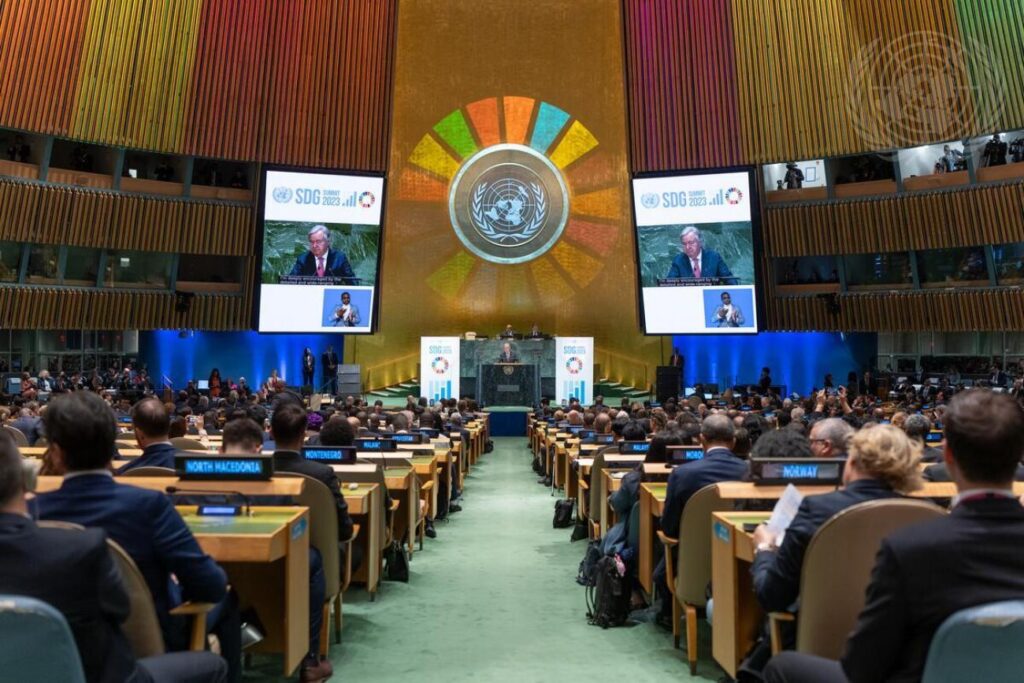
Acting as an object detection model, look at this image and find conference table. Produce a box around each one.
[178,505,310,676]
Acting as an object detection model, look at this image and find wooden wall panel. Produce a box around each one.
[0,288,249,330]
[0,0,396,169]
[768,289,1024,332]
[623,0,742,171]
[764,181,1024,258]
[0,178,252,256]
[624,0,1024,171]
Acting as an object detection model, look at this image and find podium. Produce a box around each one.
[476,363,540,407]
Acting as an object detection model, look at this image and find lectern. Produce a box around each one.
[476,363,540,407]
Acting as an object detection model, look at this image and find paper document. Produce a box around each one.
[765,483,804,545]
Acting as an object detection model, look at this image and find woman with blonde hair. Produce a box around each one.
[741,425,923,674]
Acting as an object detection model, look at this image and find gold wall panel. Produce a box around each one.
[352,0,660,390]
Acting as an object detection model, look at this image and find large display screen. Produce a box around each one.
[632,169,759,334]
[257,168,385,333]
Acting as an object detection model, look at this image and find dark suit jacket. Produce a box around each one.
[752,479,899,612]
[321,351,338,374]
[9,415,40,445]
[923,462,1024,482]
[0,513,140,683]
[660,448,747,538]
[841,496,1024,683]
[289,249,355,280]
[498,352,519,363]
[920,446,944,463]
[272,450,354,542]
[667,248,735,283]
[116,442,177,474]
[36,474,227,648]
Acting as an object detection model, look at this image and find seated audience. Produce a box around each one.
[34,392,241,682]
[765,390,1024,682]
[0,431,228,683]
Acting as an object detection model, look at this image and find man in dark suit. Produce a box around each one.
[116,397,177,474]
[0,432,227,683]
[988,364,1009,387]
[288,224,355,281]
[322,345,339,395]
[668,347,683,367]
[35,392,241,682]
[9,406,41,445]
[666,225,736,283]
[268,403,356,679]
[903,413,943,463]
[221,413,335,683]
[655,414,747,620]
[497,342,519,363]
[765,389,1024,683]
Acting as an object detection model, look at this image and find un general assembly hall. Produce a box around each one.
[3,1,1024,682]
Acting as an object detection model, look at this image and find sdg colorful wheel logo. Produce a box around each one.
[431,357,450,375]
[565,356,584,375]
[395,95,623,301]
[358,191,376,208]
[725,187,743,205]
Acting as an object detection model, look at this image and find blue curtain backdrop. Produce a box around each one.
[671,332,876,396]
[140,331,345,391]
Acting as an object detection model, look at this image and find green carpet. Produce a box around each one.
[248,437,718,681]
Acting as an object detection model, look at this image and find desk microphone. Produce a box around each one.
[165,486,252,517]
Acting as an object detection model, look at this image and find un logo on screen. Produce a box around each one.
[449,144,568,264]
[272,186,293,204]
[641,192,660,209]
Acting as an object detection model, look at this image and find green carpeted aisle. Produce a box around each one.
[251,437,717,681]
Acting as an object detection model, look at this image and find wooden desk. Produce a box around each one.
[638,483,667,594]
[35,475,306,497]
[711,511,771,679]
[384,466,418,554]
[178,505,310,676]
[335,483,382,598]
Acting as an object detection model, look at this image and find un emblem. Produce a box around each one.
[641,192,660,209]
[449,144,568,264]
[272,186,293,204]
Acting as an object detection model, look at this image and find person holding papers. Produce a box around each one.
[740,426,923,677]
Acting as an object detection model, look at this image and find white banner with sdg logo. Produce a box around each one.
[420,337,461,403]
[555,337,593,405]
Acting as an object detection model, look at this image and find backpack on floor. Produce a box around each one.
[553,499,574,528]
[484,439,494,453]
[586,554,630,628]
[576,539,604,586]
[383,540,410,582]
